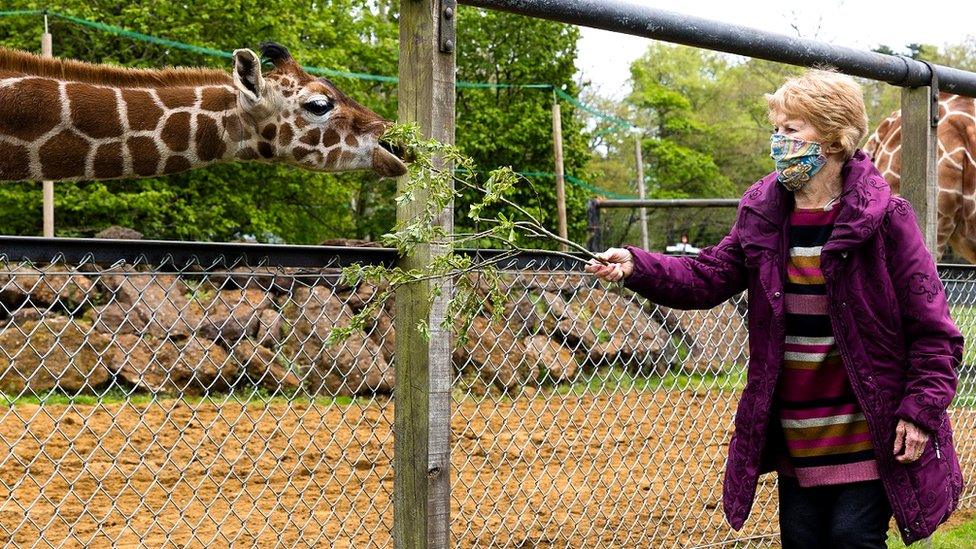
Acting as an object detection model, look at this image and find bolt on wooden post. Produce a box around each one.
[395,0,455,548]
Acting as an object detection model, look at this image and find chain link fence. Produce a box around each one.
[0,240,972,547]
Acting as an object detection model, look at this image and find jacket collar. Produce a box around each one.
[738,150,891,255]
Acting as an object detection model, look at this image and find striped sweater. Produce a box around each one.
[773,205,880,487]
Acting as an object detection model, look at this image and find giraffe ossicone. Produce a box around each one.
[0,42,407,182]
[865,94,976,262]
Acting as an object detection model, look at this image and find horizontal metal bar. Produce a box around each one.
[458,0,976,98]
[0,236,587,271]
[596,199,740,209]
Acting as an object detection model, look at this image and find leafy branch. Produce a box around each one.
[326,122,606,347]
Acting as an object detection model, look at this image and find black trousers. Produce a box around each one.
[777,474,892,548]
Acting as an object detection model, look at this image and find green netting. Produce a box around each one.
[0,9,641,199]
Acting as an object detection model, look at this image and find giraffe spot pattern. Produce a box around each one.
[93,142,124,179]
[127,136,160,176]
[322,129,340,147]
[200,87,234,111]
[195,115,225,161]
[122,89,164,132]
[162,112,192,152]
[0,78,61,141]
[157,88,196,109]
[0,141,30,180]
[261,124,277,141]
[293,147,315,161]
[278,124,293,146]
[66,83,123,139]
[299,129,320,146]
[40,131,89,179]
[164,156,192,174]
[344,134,358,148]
[258,141,274,159]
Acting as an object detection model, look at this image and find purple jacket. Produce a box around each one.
[623,151,964,544]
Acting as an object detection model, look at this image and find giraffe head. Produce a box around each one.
[230,43,406,178]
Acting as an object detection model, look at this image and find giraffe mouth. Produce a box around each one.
[373,141,408,178]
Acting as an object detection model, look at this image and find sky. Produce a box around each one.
[577,0,976,99]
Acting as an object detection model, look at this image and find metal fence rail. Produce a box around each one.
[0,240,973,546]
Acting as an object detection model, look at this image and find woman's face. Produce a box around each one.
[771,111,823,143]
[770,110,843,156]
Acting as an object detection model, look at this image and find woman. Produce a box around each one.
[586,70,964,547]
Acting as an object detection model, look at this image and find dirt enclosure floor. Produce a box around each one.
[1,390,974,547]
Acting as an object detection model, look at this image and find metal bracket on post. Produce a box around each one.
[918,59,940,128]
[439,0,457,53]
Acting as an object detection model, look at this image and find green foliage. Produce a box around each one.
[456,8,590,247]
[0,3,589,245]
[0,0,402,242]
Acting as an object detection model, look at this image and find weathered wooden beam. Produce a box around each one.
[395,0,455,548]
[41,25,54,238]
[552,97,568,251]
[899,86,939,257]
[634,133,648,250]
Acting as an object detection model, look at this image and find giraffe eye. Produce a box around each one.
[303,99,334,116]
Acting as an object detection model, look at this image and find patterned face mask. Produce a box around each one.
[770,133,827,191]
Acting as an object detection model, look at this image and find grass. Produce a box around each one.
[886,513,976,548]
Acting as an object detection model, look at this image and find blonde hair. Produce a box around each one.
[765,68,868,158]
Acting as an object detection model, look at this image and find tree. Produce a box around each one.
[0,0,402,243]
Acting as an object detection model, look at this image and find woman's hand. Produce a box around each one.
[893,418,931,464]
[584,247,635,282]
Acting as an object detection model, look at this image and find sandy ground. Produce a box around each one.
[0,390,973,548]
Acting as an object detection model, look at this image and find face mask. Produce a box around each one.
[770,133,827,191]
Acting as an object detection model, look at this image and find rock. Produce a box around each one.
[254,308,284,347]
[522,335,578,382]
[281,286,393,396]
[0,266,94,310]
[229,340,301,392]
[95,225,143,239]
[550,288,675,373]
[658,301,750,374]
[106,334,234,395]
[85,303,148,335]
[191,288,274,344]
[100,273,193,338]
[8,307,44,325]
[0,317,111,394]
[455,316,533,391]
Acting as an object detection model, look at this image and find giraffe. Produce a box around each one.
[864,93,976,261]
[0,42,407,183]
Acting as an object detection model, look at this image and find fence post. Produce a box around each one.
[899,85,939,257]
[395,0,455,548]
[634,133,648,250]
[586,199,602,252]
[41,14,54,238]
[552,93,569,251]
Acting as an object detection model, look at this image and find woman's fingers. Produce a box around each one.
[894,419,930,464]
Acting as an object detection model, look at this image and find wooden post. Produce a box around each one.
[552,95,568,251]
[41,18,54,238]
[900,86,939,257]
[635,133,648,250]
[395,0,454,548]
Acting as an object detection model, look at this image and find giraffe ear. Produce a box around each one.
[232,48,265,103]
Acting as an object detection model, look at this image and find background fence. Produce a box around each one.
[0,239,973,547]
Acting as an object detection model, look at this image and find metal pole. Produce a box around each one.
[900,86,939,258]
[41,15,54,238]
[596,198,741,209]
[586,199,602,253]
[395,0,455,547]
[552,94,568,251]
[457,0,976,98]
[634,134,648,250]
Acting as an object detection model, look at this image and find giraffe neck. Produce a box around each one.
[0,75,258,182]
